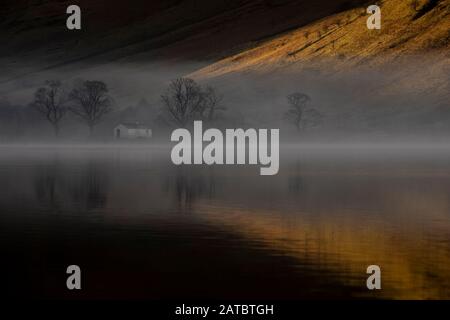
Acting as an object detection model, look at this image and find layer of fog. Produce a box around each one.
[0,56,448,144]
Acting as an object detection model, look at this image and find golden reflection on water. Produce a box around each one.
[2,147,450,299]
[194,185,450,299]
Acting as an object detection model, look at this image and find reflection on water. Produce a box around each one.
[0,145,449,299]
[164,166,217,211]
[33,157,109,212]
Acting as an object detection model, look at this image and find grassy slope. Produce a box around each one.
[192,0,450,77]
[1,0,448,133]
[187,0,450,133]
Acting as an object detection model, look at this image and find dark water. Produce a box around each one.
[1,145,450,299]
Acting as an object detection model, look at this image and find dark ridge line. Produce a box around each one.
[0,0,375,84]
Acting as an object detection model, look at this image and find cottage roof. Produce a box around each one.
[117,122,150,129]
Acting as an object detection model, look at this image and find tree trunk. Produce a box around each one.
[89,124,94,137]
[53,123,60,137]
[208,107,214,122]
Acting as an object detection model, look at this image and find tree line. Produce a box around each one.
[31,80,113,137]
[28,77,323,138]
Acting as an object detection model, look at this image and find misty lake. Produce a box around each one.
[1,144,449,299]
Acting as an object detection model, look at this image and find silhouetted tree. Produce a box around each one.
[31,80,68,136]
[69,80,113,136]
[203,85,225,122]
[160,78,224,127]
[284,92,323,131]
[161,78,203,127]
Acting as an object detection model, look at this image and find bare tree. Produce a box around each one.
[31,80,68,137]
[160,78,224,127]
[284,92,323,131]
[160,78,204,127]
[69,80,113,136]
[203,85,225,122]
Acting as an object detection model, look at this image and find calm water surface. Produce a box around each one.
[1,145,449,299]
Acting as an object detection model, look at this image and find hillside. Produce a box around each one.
[192,0,449,75]
[0,0,371,82]
[0,0,449,137]
[187,0,450,135]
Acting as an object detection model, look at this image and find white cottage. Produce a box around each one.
[114,123,152,139]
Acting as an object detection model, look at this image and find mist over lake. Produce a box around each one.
[1,0,449,305]
[1,144,449,299]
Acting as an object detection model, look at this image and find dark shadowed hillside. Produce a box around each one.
[0,0,448,139]
[0,0,371,80]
